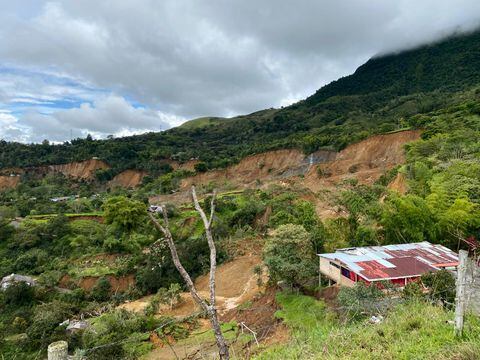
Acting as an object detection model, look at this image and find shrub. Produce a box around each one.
[2,282,35,306]
[263,224,317,288]
[337,282,385,320]
[156,283,182,310]
[421,270,456,307]
[403,281,425,300]
[90,277,112,302]
[26,301,73,348]
[14,249,49,274]
[194,162,208,173]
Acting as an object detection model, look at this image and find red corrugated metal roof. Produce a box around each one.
[319,242,459,281]
[357,257,438,280]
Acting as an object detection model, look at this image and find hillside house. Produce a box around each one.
[318,242,458,288]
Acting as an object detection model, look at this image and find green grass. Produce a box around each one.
[28,212,103,219]
[178,117,228,130]
[187,321,242,343]
[255,293,480,360]
[68,265,116,278]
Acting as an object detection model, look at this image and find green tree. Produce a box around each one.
[156,283,182,309]
[90,277,112,302]
[381,194,437,244]
[263,224,316,288]
[194,162,208,173]
[421,270,456,307]
[434,198,480,248]
[103,196,146,233]
[337,282,384,320]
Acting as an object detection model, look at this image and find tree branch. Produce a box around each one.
[148,212,208,311]
[191,186,217,306]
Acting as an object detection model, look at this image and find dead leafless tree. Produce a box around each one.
[148,186,230,360]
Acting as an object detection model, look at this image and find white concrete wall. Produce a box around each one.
[319,257,355,287]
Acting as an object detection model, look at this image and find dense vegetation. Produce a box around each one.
[0,186,328,358]
[2,31,480,176]
[254,292,480,359]
[1,30,480,359]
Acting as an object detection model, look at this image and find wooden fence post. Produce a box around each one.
[48,340,68,360]
[455,250,468,337]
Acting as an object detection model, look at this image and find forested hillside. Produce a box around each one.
[1,31,480,177]
[2,28,480,360]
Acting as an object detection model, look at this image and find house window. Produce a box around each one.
[341,267,351,279]
[330,262,340,269]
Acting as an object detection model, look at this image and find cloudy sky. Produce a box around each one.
[1,1,480,143]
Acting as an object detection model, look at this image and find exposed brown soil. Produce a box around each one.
[317,285,341,308]
[196,255,261,299]
[59,274,135,293]
[221,287,280,341]
[150,130,420,206]
[0,159,110,191]
[387,172,408,194]
[0,167,24,176]
[0,175,21,190]
[119,254,263,316]
[67,215,104,223]
[178,159,200,172]
[108,169,147,188]
[181,149,305,190]
[38,159,110,180]
[303,130,420,191]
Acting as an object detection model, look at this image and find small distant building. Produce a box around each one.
[50,195,79,203]
[1,274,37,290]
[148,205,163,213]
[318,242,459,288]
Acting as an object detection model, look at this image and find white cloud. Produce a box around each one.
[0,1,479,142]
[18,94,174,142]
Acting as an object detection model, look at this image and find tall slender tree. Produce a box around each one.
[148,186,230,359]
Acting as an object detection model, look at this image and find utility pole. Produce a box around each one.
[455,250,468,337]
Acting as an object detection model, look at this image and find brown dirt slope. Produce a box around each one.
[181,149,305,190]
[108,169,147,188]
[60,274,135,293]
[303,130,420,191]
[38,159,110,180]
[119,254,263,316]
[151,130,420,205]
[387,172,408,194]
[0,175,21,190]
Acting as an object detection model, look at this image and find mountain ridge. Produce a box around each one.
[1,29,480,177]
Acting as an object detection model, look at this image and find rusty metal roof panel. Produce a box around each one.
[318,241,459,281]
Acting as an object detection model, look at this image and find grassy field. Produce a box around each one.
[254,293,480,360]
[177,116,229,130]
[27,212,103,219]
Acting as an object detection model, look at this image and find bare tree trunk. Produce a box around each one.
[148,186,230,359]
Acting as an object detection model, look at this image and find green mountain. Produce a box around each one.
[1,30,480,176]
[177,116,229,130]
